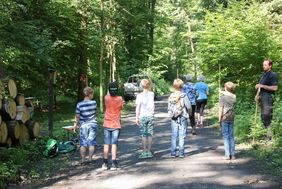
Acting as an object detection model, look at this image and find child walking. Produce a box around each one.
[74,87,97,165]
[102,82,123,170]
[135,79,155,159]
[168,79,192,158]
[218,82,236,160]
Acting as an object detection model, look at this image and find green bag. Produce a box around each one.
[43,139,58,157]
[58,141,76,153]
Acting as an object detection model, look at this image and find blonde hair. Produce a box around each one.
[141,79,151,89]
[83,87,94,97]
[224,82,235,92]
[173,79,184,90]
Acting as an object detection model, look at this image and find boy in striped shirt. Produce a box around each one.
[74,87,97,165]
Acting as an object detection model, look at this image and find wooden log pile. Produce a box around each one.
[0,79,40,147]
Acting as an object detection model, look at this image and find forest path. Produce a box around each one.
[13,96,280,189]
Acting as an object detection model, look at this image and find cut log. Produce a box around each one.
[25,98,35,118]
[6,120,20,140]
[0,121,8,143]
[18,124,29,145]
[16,105,30,124]
[25,120,40,139]
[1,79,17,98]
[15,94,25,106]
[1,99,17,120]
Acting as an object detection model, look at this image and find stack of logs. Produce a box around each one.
[0,79,40,147]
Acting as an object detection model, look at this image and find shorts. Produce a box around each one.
[196,99,207,116]
[104,128,120,145]
[139,116,154,137]
[80,122,97,147]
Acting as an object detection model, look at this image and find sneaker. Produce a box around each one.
[110,163,118,171]
[101,163,108,170]
[231,155,236,160]
[179,154,185,158]
[222,156,230,160]
[192,128,197,135]
[171,153,176,158]
[138,152,147,159]
[146,151,153,158]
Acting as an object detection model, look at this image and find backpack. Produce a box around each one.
[43,139,58,158]
[58,141,76,153]
[168,92,184,119]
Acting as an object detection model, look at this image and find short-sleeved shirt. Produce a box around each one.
[183,82,196,105]
[259,71,278,95]
[104,95,123,129]
[136,91,154,118]
[76,100,97,123]
[194,82,209,100]
[219,93,236,121]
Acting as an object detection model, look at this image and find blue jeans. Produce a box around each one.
[171,117,187,156]
[80,121,97,147]
[221,121,235,157]
[104,128,120,145]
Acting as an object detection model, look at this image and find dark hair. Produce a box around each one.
[109,81,118,96]
[264,59,273,66]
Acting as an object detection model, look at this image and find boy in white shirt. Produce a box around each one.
[135,79,155,159]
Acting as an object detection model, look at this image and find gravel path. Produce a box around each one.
[12,96,281,189]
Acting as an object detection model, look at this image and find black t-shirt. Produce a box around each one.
[259,71,278,95]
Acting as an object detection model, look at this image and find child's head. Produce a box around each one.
[83,87,94,98]
[108,81,119,96]
[141,79,151,90]
[173,79,184,91]
[224,81,235,93]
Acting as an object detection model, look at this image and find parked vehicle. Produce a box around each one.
[123,74,156,100]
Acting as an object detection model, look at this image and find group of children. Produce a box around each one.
[73,75,237,170]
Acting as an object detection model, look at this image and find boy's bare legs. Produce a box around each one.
[103,144,110,159]
[80,146,87,163]
[111,144,117,160]
[89,146,95,161]
[147,136,152,152]
[142,137,148,151]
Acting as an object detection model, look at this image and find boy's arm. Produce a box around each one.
[218,106,223,126]
[73,114,80,131]
[135,95,141,126]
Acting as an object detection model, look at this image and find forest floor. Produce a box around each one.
[8,96,282,189]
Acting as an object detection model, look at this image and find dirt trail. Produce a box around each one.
[11,96,281,189]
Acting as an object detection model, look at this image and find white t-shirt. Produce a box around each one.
[135,91,154,118]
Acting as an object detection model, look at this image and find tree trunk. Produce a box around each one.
[99,0,105,113]
[48,70,54,136]
[77,6,89,102]
[148,0,156,55]
[188,23,197,79]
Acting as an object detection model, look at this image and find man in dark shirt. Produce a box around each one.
[255,59,278,131]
